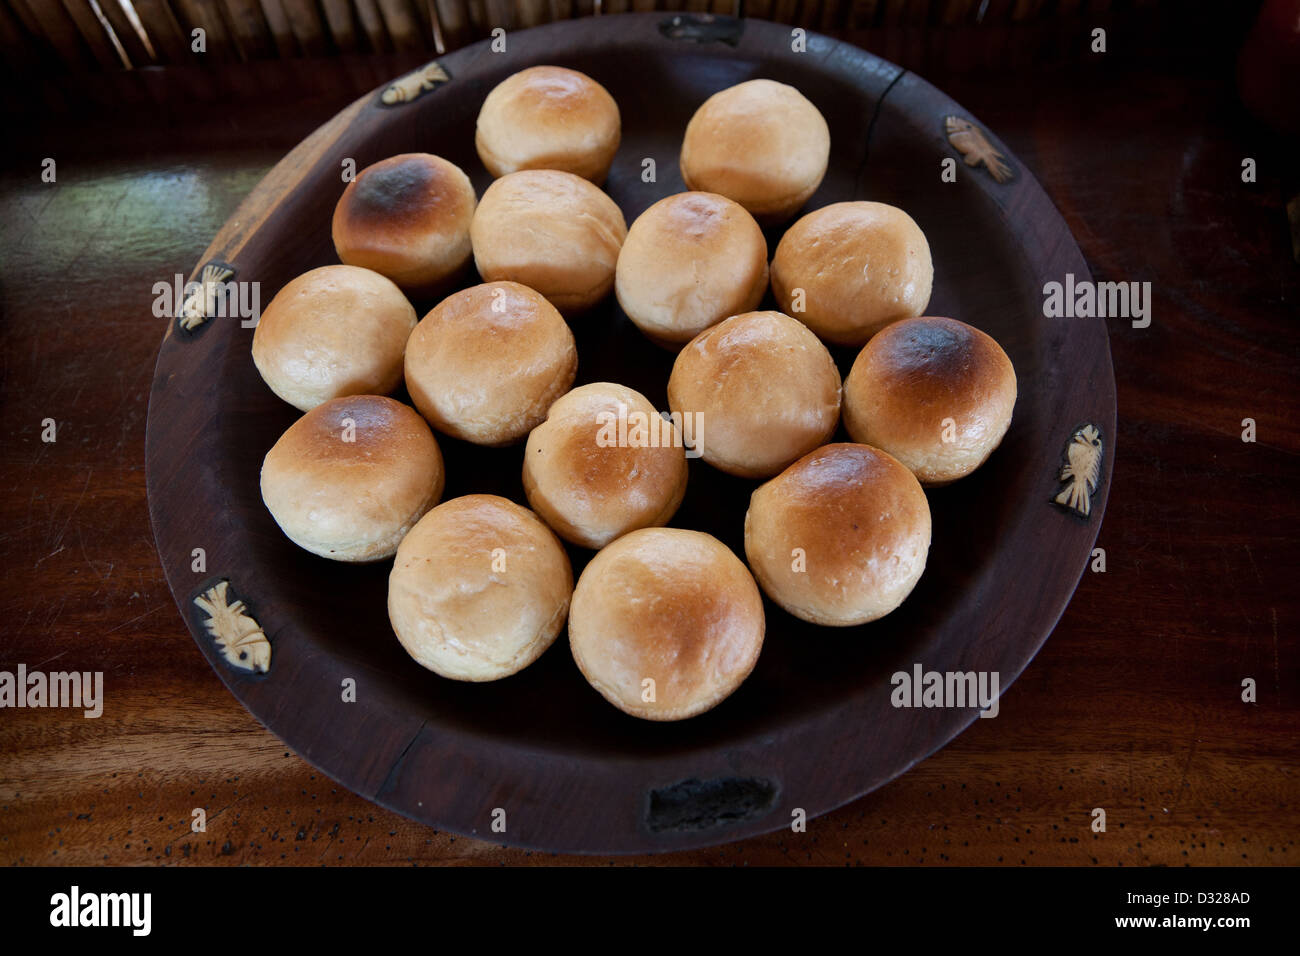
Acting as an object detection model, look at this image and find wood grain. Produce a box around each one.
[97,0,159,66]
[173,0,239,60]
[11,0,95,70]
[58,0,126,71]
[320,0,361,53]
[128,0,194,63]
[1,18,1296,864]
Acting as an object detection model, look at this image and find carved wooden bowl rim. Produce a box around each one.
[145,13,1116,854]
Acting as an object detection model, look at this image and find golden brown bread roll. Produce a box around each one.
[744,443,930,626]
[470,169,627,315]
[260,395,444,562]
[568,527,765,720]
[843,316,1016,485]
[771,201,933,346]
[522,382,688,549]
[404,281,577,446]
[331,153,476,298]
[615,192,768,347]
[667,310,841,478]
[475,65,621,184]
[251,265,417,412]
[387,494,572,682]
[679,78,830,224]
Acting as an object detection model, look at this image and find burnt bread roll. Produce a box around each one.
[568,527,765,720]
[260,395,444,562]
[667,310,841,478]
[615,191,768,347]
[388,494,573,682]
[404,281,577,446]
[522,382,688,549]
[332,153,476,299]
[679,79,830,224]
[251,265,417,412]
[475,65,621,184]
[770,201,933,347]
[842,316,1016,485]
[744,443,930,626]
[470,169,627,315]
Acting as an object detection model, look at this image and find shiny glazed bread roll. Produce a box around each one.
[404,281,577,446]
[667,310,841,478]
[251,265,417,412]
[615,191,768,347]
[843,316,1016,485]
[744,443,930,626]
[568,527,765,720]
[770,201,933,346]
[470,169,627,315]
[387,494,573,682]
[260,395,444,562]
[679,78,830,224]
[475,65,621,184]
[331,153,476,298]
[522,382,688,549]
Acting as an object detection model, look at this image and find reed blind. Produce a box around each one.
[0,0,1154,72]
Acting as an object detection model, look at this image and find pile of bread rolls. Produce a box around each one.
[252,65,1017,722]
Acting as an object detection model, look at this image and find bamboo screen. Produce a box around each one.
[0,0,1149,71]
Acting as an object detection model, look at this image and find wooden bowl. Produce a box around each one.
[145,13,1114,854]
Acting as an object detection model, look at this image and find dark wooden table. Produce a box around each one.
[2,20,1296,866]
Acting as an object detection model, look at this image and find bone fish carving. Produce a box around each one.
[945,115,1013,184]
[195,581,271,673]
[177,263,234,332]
[382,62,450,106]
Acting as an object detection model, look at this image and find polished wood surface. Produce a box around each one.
[2,17,1296,864]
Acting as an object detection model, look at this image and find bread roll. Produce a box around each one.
[251,265,416,412]
[843,316,1016,485]
[388,494,572,682]
[332,153,476,298]
[771,201,933,346]
[569,528,765,720]
[744,443,930,626]
[470,169,627,315]
[475,65,621,184]
[522,382,688,549]
[405,281,577,446]
[667,311,841,478]
[680,79,830,224]
[260,395,444,562]
[615,192,768,347]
